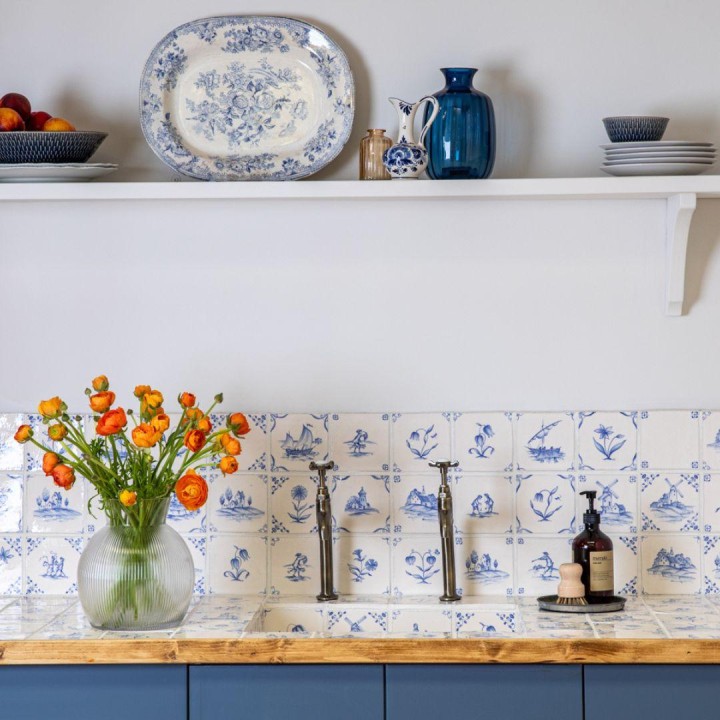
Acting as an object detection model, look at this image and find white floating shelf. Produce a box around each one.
[4,176,720,315]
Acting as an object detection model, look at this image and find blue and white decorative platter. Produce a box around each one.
[140,15,354,181]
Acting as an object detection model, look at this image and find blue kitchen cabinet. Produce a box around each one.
[386,665,583,720]
[190,664,384,720]
[0,665,186,720]
[585,665,720,720]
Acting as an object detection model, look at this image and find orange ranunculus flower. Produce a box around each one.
[175,470,208,511]
[221,433,242,456]
[219,455,239,475]
[228,413,251,436]
[184,429,207,453]
[13,424,32,443]
[183,407,203,424]
[151,413,170,434]
[134,384,151,399]
[197,416,212,433]
[91,375,109,392]
[179,392,196,408]
[119,489,137,507]
[47,423,67,442]
[96,407,127,436]
[89,391,115,413]
[132,422,162,448]
[52,464,75,490]
[38,396,65,419]
[42,452,60,476]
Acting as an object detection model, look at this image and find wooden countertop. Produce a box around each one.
[2,595,720,665]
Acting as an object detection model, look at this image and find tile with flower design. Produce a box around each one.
[391,414,450,472]
[640,472,699,533]
[209,472,267,534]
[206,534,266,595]
[516,474,576,535]
[270,474,317,534]
[328,413,390,472]
[453,474,513,535]
[515,412,574,471]
[270,414,328,472]
[391,536,443,597]
[577,411,637,471]
[453,412,513,472]
[335,534,390,596]
[576,474,637,533]
[639,410,700,470]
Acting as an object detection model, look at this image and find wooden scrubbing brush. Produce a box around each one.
[556,563,588,606]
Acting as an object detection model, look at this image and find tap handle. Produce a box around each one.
[428,460,459,470]
[310,460,334,487]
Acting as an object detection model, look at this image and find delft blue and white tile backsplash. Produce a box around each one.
[4,409,720,597]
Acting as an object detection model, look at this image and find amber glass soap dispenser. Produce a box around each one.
[573,490,614,598]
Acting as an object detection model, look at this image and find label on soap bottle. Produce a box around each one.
[589,550,614,592]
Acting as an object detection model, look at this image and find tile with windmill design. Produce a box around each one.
[640,472,699,533]
[576,473,637,533]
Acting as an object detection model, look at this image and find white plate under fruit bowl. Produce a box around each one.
[600,141,714,150]
[601,162,713,176]
[605,150,716,159]
[0,163,118,182]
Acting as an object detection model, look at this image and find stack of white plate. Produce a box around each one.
[600,141,716,176]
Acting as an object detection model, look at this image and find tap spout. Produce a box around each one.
[429,460,461,602]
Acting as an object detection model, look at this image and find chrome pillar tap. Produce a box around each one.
[429,459,461,602]
[310,460,338,602]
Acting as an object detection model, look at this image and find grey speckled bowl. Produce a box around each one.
[602,116,669,143]
[0,131,107,163]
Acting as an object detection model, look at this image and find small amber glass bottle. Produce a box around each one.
[573,490,614,598]
[359,129,392,180]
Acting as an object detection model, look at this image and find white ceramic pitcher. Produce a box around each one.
[382,96,440,179]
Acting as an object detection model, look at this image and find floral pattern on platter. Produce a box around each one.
[140,16,354,181]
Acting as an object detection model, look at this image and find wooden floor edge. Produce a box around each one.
[0,638,720,664]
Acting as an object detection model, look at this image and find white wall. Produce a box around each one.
[2,1,720,413]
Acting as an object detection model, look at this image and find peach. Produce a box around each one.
[0,93,31,121]
[0,107,25,131]
[27,111,51,131]
[43,117,76,132]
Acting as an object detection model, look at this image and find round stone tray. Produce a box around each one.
[537,595,626,613]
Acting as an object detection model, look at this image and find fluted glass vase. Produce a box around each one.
[424,67,496,179]
[78,497,194,631]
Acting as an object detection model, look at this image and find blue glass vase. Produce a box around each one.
[424,68,496,180]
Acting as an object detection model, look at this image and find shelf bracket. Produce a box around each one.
[665,192,697,316]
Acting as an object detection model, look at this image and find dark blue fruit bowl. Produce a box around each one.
[602,116,669,143]
[0,131,107,163]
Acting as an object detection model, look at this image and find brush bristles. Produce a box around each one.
[556,595,588,606]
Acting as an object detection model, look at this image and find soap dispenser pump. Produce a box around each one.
[572,490,614,598]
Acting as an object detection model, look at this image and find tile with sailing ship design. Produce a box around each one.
[577,411,637,471]
[639,410,700,470]
[453,412,513,472]
[515,412,574,471]
[328,413,390,472]
[269,414,329,471]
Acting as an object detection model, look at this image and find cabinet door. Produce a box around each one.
[386,664,583,720]
[585,665,720,720]
[190,665,384,720]
[0,665,186,720]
